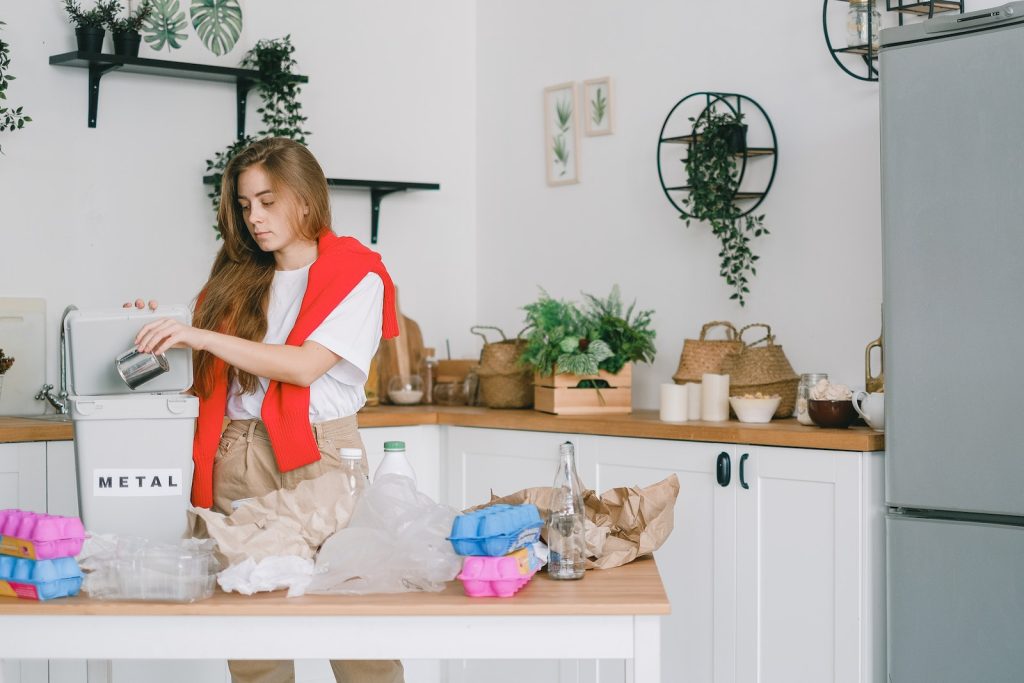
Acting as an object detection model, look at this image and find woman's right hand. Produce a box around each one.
[123,299,159,310]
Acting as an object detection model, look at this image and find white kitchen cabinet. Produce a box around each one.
[0,442,46,513]
[734,446,885,683]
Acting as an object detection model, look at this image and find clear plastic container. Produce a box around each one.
[796,373,829,425]
[85,537,218,602]
[373,440,417,487]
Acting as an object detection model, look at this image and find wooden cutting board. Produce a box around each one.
[0,298,47,416]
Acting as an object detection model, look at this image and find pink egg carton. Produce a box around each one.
[0,509,86,560]
[457,549,540,598]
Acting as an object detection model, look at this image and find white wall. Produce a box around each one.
[476,0,892,408]
[0,0,477,391]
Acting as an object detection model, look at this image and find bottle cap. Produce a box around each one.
[339,448,363,459]
[383,441,406,451]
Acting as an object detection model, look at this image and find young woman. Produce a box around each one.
[133,137,404,683]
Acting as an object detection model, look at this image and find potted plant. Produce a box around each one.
[1,21,32,154]
[519,286,656,415]
[681,109,769,307]
[63,0,121,54]
[108,0,154,58]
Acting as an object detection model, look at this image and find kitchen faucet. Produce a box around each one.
[34,304,78,415]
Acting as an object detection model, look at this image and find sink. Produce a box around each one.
[16,414,73,423]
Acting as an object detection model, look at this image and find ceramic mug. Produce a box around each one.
[851,390,884,432]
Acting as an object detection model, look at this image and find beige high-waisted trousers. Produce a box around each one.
[213,416,405,683]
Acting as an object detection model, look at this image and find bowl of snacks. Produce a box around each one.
[807,379,857,428]
[729,393,782,424]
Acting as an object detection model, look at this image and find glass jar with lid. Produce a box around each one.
[847,0,881,52]
[796,373,829,425]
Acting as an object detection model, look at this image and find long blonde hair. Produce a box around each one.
[193,137,331,397]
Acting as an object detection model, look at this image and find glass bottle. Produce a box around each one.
[339,448,370,499]
[422,349,437,405]
[847,0,881,51]
[547,441,586,580]
[373,440,418,488]
[796,373,829,425]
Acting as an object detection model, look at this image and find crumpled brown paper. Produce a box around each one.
[472,474,679,570]
[188,469,357,567]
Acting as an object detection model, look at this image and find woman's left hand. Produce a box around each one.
[134,318,209,355]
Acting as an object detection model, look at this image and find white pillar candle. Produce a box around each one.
[701,373,730,422]
[659,383,689,423]
[686,382,702,420]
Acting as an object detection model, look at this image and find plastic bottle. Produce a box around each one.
[339,448,369,499]
[373,440,418,487]
[547,441,586,580]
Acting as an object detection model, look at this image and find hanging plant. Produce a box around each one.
[190,0,242,57]
[0,21,32,155]
[681,109,769,307]
[204,34,310,235]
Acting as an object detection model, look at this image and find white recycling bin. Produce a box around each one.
[65,306,198,542]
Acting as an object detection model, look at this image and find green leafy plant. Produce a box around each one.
[681,109,769,307]
[190,0,242,57]
[520,286,656,377]
[143,0,188,51]
[205,35,310,234]
[0,21,32,154]
[108,0,154,33]
[591,87,607,125]
[62,0,121,29]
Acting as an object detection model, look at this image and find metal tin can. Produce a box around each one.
[114,347,170,390]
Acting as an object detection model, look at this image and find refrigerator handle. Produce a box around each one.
[716,451,731,487]
[740,453,750,489]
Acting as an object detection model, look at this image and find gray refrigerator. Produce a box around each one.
[881,4,1024,682]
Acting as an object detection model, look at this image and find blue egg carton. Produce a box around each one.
[0,555,83,601]
[448,504,544,556]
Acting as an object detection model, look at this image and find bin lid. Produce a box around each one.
[65,306,194,397]
[70,394,199,420]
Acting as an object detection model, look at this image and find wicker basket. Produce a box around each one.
[673,321,745,384]
[472,326,533,409]
[720,323,799,418]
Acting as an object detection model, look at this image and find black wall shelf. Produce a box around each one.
[49,51,307,136]
[203,176,440,245]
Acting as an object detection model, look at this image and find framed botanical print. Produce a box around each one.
[543,81,580,186]
[583,76,613,136]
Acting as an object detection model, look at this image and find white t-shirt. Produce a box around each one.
[225,267,384,422]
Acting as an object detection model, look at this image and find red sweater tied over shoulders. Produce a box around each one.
[190,232,399,508]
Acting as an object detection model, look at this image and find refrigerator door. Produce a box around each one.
[887,514,1024,682]
[881,17,1024,516]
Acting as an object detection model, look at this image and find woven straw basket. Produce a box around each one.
[720,323,799,418]
[472,326,533,409]
[673,321,745,384]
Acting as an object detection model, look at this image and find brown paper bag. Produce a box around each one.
[470,473,679,570]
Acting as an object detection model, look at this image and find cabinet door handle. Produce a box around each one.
[740,453,750,489]
[716,451,731,487]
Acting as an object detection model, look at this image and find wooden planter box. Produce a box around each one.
[533,364,632,415]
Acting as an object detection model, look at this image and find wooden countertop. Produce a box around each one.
[0,554,669,617]
[0,406,884,452]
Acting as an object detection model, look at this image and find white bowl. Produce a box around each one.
[729,395,781,424]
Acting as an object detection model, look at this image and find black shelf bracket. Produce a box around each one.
[50,51,306,134]
[203,176,440,244]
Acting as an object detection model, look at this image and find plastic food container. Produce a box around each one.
[457,547,541,598]
[448,504,543,557]
[0,509,86,560]
[85,538,217,602]
[0,555,83,600]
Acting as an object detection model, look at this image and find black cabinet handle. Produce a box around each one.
[716,451,731,487]
[740,453,750,489]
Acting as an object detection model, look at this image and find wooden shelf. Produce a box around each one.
[202,176,440,244]
[660,134,775,158]
[49,51,307,135]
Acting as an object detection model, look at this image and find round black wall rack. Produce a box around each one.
[822,0,964,82]
[656,92,777,219]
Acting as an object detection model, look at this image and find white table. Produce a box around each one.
[0,556,668,682]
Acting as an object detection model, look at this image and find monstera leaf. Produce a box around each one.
[143,0,189,52]
[191,0,242,57]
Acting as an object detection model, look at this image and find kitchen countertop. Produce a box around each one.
[0,406,884,451]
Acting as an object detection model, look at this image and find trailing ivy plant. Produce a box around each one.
[519,286,656,378]
[0,21,32,155]
[204,35,310,235]
[681,109,769,307]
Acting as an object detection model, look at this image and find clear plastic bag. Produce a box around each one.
[303,474,462,595]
